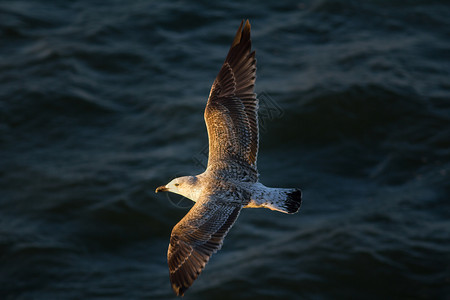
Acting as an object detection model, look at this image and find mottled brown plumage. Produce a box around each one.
[205,20,258,181]
[156,20,302,297]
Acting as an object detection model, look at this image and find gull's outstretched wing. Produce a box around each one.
[204,20,258,180]
[167,196,241,296]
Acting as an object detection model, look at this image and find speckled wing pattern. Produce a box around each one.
[204,20,258,180]
[167,20,258,296]
[167,195,242,296]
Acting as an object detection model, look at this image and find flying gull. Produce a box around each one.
[155,20,302,296]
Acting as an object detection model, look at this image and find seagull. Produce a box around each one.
[155,20,302,297]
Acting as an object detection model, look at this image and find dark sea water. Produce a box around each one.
[1,1,450,299]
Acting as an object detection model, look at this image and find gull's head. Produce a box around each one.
[155,176,199,200]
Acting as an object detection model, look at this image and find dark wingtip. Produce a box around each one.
[172,283,186,297]
[244,19,251,33]
[231,20,245,47]
[285,189,302,214]
[231,19,251,48]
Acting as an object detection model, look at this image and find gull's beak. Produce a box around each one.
[155,185,168,193]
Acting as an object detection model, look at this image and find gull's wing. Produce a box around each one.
[167,196,241,296]
[205,20,258,179]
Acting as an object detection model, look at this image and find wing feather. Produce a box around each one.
[205,20,258,178]
[167,198,241,296]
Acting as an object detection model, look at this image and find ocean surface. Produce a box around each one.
[1,1,449,299]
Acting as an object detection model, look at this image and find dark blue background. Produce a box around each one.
[1,1,449,299]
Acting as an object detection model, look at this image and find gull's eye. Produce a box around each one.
[174,183,179,187]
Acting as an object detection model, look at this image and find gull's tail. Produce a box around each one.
[275,188,302,214]
[246,186,302,214]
